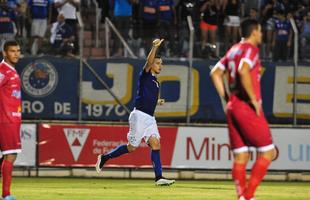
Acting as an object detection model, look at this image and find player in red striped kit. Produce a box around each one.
[211,19,276,200]
[0,40,22,200]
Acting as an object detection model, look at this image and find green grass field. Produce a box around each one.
[10,177,310,200]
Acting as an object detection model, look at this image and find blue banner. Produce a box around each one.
[15,56,310,124]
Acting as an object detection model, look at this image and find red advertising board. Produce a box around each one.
[38,124,178,167]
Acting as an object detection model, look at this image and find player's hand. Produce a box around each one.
[221,97,227,114]
[251,99,261,116]
[157,98,165,106]
[153,39,164,47]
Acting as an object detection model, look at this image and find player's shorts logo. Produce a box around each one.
[21,59,58,97]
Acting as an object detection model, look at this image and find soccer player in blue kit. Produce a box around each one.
[96,39,175,186]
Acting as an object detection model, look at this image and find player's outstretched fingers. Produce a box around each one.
[157,99,165,105]
[158,39,164,46]
[153,39,164,47]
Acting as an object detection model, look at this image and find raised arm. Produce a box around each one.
[143,39,164,72]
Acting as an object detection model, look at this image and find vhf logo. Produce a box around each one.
[63,128,90,162]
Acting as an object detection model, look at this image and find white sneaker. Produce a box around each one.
[155,178,175,186]
[239,196,255,200]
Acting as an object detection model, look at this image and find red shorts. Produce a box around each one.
[0,123,22,155]
[226,96,274,153]
[200,21,218,31]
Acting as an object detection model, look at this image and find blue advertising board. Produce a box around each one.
[15,56,310,124]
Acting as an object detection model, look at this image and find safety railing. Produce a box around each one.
[76,11,84,121]
[186,15,195,124]
[104,17,137,58]
[92,0,100,48]
[290,17,299,126]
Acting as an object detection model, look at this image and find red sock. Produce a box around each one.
[232,162,247,198]
[244,157,271,199]
[2,160,13,198]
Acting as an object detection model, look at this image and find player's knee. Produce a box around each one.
[149,136,160,150]
[4,154,17,163]
[260,148,276,161]
[270,148,277,161]
[233,152,249,163]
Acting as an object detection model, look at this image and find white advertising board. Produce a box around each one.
[171,127,310,170]
[15,124,37,166]
[0,124,37,166]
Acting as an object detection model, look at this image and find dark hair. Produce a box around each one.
[241,19,260,38]
[250,8,258,12]
[3,40,19,52]
[155,55,161,59]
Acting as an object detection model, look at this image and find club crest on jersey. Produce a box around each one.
[11,90,21,99]
[21,59,58,97]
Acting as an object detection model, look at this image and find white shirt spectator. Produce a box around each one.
[54,0,79,19]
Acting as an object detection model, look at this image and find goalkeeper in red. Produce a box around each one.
[211,19,276,200]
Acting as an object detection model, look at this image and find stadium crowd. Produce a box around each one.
[0,0,309,59]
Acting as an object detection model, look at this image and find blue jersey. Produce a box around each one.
[158,0,174,21]
[274,19,291,41]
[0,8,14,34]
[52,22,73,48]
[114,0,132,17]
[140,0,158,21]
[28,0,51,19]
[134,69,159,116]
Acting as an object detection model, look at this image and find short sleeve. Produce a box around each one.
[210,55,227,75]
[238,46,258,71]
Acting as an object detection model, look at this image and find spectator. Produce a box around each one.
[223,0,241,50]
[28,0,52,55]
[54,0,80,54]
[50,13,74,56]
[199,0,221,58]
[16,0,27,37]
[176,0,197,56]
[273,10,292,62]
[261,0,277,59]
[110,0,133,57]
[97,0,109,23]
[0,1,16,54]
[6,0,19,28]
[242,0,260,16]
[131,0,140,39]
[158,0,176,56]
[139,0,158,57]
[300,11,310,59]
[249,7,259,20]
